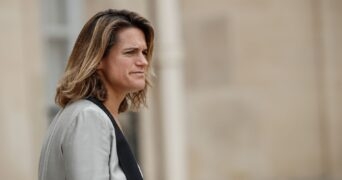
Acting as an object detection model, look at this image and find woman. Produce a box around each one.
[39,9,154,180]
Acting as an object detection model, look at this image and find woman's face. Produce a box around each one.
[98,27,148,95]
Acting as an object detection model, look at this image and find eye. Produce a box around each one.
[123,50,136,56]
[124,50,134,54]
[142,50,148,57]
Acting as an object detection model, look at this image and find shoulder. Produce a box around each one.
[64,99,107,119]
[64,99,101,113]
[61,99,113,131]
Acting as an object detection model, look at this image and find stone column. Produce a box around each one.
[0,0,45,179]
[155,0,188,180]
[319,0,342,179]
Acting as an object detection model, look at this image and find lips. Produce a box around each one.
[129,71,145,77]
[130,71,144,74]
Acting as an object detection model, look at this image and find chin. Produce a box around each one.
[129,83,145,92]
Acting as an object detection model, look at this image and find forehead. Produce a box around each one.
[116,27,147,48]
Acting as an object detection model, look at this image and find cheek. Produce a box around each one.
[103,57,132,81]
[109,62,129,80]
[117,61,131,73]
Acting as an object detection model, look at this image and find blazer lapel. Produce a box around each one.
[87,97,143,180]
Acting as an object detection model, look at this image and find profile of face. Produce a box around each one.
[97,27,148,95]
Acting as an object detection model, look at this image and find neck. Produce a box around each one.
[103,89,126,123]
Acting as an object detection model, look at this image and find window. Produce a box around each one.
[41,0,83,122]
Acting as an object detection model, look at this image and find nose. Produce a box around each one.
[136,53,148,66]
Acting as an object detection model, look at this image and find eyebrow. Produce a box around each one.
[122,47,147,51]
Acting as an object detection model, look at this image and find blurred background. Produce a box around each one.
[0,0,341,179]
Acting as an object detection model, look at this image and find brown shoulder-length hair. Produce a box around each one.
[55,9,154,113]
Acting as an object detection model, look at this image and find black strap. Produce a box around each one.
[87,97,143,180]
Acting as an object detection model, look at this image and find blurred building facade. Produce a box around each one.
[0,0,341,180]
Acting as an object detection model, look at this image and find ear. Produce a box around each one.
[97,60,104,70]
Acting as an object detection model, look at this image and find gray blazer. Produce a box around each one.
[39,99,128,180]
